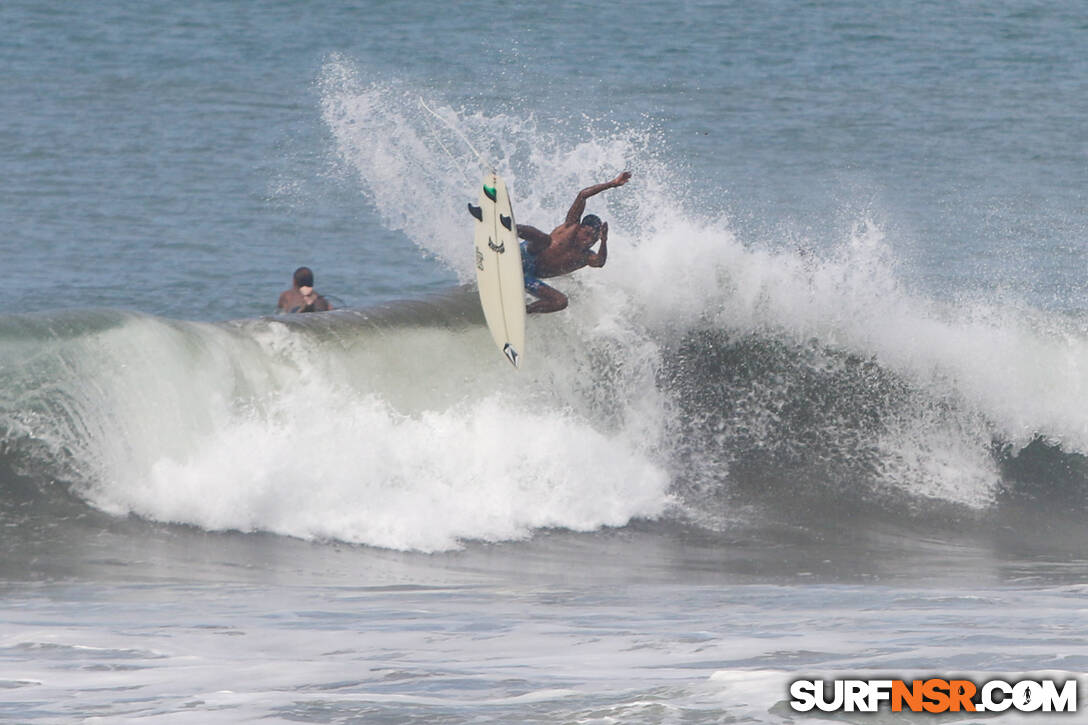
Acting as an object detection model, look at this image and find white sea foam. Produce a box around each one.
[47,314,669,552]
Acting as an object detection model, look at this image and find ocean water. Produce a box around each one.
[3,0,1088,722]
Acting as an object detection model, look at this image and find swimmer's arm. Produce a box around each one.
[564,172,632,225]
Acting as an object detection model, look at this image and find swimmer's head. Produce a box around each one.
[293,266,314,289]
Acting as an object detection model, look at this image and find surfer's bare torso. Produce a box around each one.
[528,221,605,278]
[516,171,631,313]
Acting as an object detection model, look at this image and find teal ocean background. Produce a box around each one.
[3,1,1088,722]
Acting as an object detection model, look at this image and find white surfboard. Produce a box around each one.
[470,172,525,368]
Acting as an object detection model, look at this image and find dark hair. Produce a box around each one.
[580,214,602,231]
[293,266,314,287]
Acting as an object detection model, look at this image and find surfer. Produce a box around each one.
[277,266,333,313]
[516,171,632,313]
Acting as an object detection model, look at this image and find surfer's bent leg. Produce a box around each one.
[525,278,568,314]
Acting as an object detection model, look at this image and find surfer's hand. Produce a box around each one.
[613,171,631,187]
[600,222,608,241]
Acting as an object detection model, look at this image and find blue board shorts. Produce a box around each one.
[520,241,553,298]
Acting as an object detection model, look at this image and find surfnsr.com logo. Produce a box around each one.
[789,678,1078,714]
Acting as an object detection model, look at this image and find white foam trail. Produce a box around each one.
[319,55,662,281]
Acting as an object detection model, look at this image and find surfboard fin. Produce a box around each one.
[500,214,512,231]
[483,184,497,202]
[468,203,483,221]
[503,343,520,368]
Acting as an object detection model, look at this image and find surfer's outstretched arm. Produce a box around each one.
[564,171,632,225]
[517,224,551,255]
